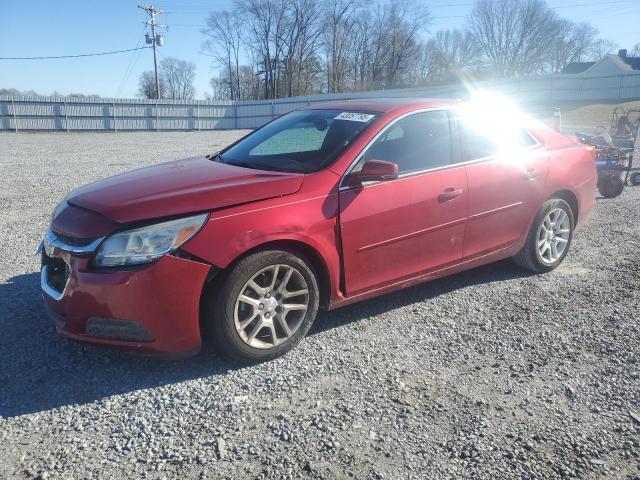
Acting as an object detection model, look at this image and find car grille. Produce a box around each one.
[42,252,69,294]
[53,232,97,247]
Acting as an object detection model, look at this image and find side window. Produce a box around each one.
[459,120,498,160]
[458,112,537,162]
[515,129,538,147]
[363,110,452,174]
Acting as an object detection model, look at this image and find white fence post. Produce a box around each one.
[11,99,17,132]
[64,100,69,132]
[234,103,238,129]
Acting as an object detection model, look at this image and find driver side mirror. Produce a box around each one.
[345,159,399,185]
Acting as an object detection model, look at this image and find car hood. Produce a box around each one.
[66,156,304,224]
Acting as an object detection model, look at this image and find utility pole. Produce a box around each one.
[138,4,166,99]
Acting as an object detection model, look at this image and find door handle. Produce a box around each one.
[523,168,539,180]
[438,187,464,202]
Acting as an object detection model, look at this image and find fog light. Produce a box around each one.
[86,318,155,342]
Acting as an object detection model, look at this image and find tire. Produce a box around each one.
[598,174,624,198]
[630,172,640,187]
[513,198,574,273]
[203,250,320,362]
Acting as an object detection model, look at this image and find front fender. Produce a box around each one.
[181,193,344,304]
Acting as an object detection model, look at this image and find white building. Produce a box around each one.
[562,49,640,76]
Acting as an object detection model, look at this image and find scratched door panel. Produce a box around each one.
[339,166,468,296]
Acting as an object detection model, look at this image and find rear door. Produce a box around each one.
[456,110,549,259]
[338,110,468,296]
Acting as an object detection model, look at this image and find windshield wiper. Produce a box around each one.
[212,153,225,164]
[229,161,265,170]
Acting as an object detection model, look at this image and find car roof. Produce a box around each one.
[305,97,462,113]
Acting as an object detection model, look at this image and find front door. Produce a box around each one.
[338,110,468,296]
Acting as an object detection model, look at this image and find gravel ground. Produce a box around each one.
[0,131,639,480]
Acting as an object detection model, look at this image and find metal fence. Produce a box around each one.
[2,72,639,132]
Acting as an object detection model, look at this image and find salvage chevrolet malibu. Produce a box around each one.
[41,98,597,361]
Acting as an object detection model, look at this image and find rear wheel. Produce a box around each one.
[203,250,319,362]
[598,174,624,198]
[630,172,640,186]
[513,198,574,273]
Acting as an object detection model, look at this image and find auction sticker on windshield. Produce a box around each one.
[334,112,376,122]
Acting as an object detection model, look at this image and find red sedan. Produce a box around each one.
[41,98,597,361]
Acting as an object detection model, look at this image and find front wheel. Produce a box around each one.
[203,250,320,362]
[513,198,574,273]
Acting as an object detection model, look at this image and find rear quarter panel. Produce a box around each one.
[547,143,597,225]
[528,121,596,225]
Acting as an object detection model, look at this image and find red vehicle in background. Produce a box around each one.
[41,98,597,361]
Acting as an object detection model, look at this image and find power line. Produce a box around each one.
[551,0,636,8]
[115,25,148,98]
[163,0,637,20]
[0,47,151,60]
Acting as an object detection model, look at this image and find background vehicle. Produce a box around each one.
[611,106,639,148]
[575,126,637,197]
[611,107,640,187]
[42,99,597,361]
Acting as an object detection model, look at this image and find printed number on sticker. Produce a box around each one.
[334,112,376,122]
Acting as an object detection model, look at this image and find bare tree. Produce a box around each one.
[632,43,640,57]
[202,11,244,100]
[282,0,323,96]
[137,70,165,99]
[323,0,359,93]
[469,0,563,77]
[239,0,290,99]
[590,38,618,60]
[419,29,480,82]
[199,0,613,99]
[383,0,431,87]
[350,10,373,89]
[0,88,43,97]
[366,7,391,88]
[546,21,615,73]
[208,76,228,100]
[346,0,429,90]
[210,66,262,100]
[160,57,196,99]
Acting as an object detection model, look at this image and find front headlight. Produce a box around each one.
[94,213,208,267]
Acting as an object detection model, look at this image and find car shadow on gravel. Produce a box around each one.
[0,260,532,418]
[0,272,241,418]
[310,259,535,335]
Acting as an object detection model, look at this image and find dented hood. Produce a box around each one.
[66,156,304,224]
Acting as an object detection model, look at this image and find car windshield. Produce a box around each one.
[216,109,378,173]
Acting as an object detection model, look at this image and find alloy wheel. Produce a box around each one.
[537,208,571,265]
[234,264,310,349]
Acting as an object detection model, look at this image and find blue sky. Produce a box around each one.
[0,0,638,99]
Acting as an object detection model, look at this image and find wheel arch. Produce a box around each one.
[201,238,333,311]
[549,189,579,224]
